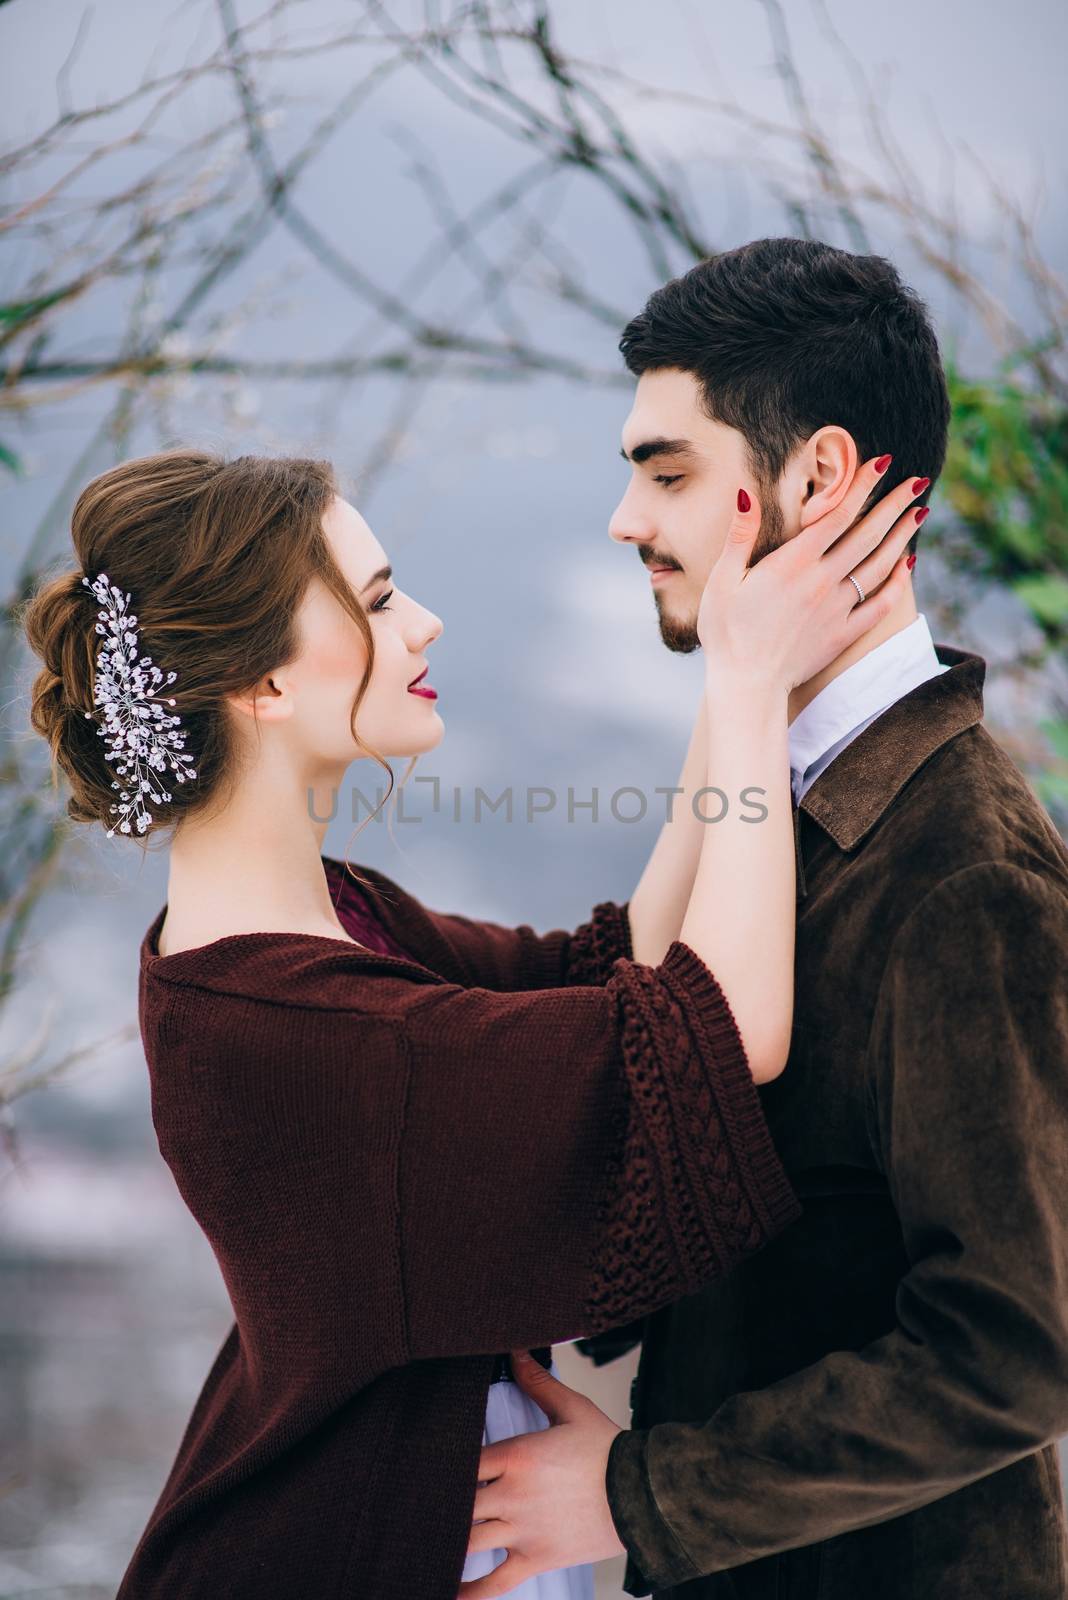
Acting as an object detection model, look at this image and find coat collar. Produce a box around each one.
[797,643,987,853]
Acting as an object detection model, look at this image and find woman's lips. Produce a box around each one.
[408,667,437,699]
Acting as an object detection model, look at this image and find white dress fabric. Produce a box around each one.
[461,1351,595,1599]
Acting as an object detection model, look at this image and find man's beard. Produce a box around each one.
[656,486,786,655]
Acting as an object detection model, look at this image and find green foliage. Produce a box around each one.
[0,288,71,332]
[1036,720,1068,810]
[942,356,1068,642]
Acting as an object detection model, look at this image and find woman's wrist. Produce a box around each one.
[702,657,788,721]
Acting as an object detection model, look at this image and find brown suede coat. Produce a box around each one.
[595,643,1068,1599]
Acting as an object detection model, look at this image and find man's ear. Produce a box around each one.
[796,426,859,530]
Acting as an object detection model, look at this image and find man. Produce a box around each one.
[461,238,1068,1599]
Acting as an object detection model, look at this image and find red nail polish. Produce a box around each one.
[737,488,751,513]
[914,507,930,525]
[911,477,931,495]
[907,553,917,570]
[874,454,892,473]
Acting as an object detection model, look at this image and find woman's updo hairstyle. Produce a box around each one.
[20,448,396,850]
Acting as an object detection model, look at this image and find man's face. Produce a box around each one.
[609,368,788,653]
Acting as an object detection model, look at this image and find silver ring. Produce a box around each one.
[847,574,866,606]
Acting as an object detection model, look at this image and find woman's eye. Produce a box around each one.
[654,474,684,487]
[371,590,394,613]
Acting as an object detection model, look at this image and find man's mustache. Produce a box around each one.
[639,549,684,573]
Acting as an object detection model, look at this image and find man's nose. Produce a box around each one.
[608,492,654,546]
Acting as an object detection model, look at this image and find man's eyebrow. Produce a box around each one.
[360,564,392,592]
[619,437,698,466]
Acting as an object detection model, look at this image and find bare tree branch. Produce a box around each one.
[2,0,1065,1134]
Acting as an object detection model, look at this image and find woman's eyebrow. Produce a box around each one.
[360,564,393,592]
[620,437,698,465]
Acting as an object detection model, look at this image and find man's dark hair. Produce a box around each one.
[619,237,950,549]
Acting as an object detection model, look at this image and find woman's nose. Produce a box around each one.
[412,607,443,647]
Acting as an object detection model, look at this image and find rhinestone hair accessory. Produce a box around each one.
[81,571,197,836]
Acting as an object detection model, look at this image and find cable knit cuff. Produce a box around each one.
[658,938,800,1243]
[563,899,634,985]
[583,935,800,1335]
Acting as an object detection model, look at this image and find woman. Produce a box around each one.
[20,448,919,1600]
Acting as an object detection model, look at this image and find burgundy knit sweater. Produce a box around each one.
[121,854,801,1599]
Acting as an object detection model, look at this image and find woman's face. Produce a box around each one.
[288,494,445,767]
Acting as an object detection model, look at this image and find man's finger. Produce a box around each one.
[508,1350,580,1423]
[467,1517,512,1557]
[475,1441,508,1482]
[471,1480,507,1523]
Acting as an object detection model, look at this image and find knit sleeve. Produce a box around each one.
[323,856,632,991]
[148,935,801,1396]
[382,936,801,1362]
[415,897,634,989]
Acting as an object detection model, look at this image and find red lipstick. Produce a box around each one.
[407,665,437,700]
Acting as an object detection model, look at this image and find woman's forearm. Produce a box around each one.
[626,685,710,967]
[678,666,795,1083]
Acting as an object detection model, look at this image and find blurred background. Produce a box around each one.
[1,1,1066,1595]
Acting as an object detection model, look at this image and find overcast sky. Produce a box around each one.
[4,0,1065,210]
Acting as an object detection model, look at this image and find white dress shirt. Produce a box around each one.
[788,614,950,805]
